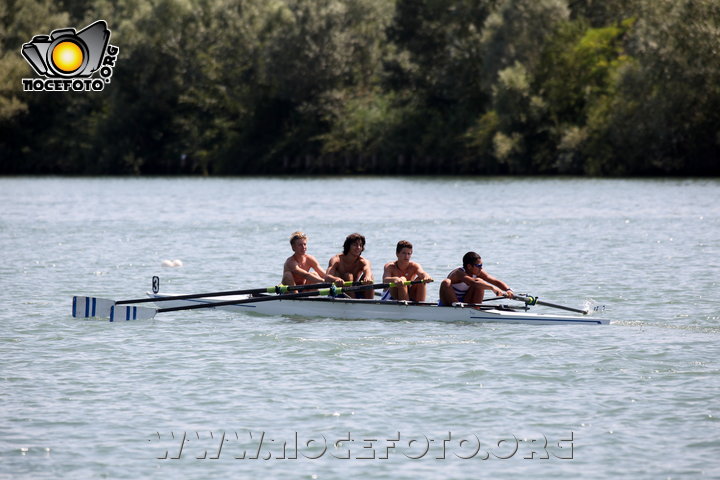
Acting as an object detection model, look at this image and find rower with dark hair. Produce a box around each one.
[327,233,374,298]
[381,240,432,302]
[438,251,514,306]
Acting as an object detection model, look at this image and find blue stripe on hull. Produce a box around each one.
[469,315,601,325]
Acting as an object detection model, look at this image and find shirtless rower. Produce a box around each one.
[282,232,339,286]
[381,240,433,302]
[327,233,374,299]
[439,251,514,306]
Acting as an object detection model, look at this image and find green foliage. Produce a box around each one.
[537,19,633,125]
[567,0,639,27]
[0,0,718,175]
[480,0,569,83]
[605,0,720,174]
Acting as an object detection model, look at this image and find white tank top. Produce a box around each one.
[451,267,475,295]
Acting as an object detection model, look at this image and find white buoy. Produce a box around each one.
[161,259,183,267]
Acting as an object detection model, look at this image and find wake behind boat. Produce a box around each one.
[141,292,608,326]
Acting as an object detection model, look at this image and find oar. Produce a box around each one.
[72,281,354,319]
[110,280,431,321]
[513,294,589,315]
[479,296,505,303]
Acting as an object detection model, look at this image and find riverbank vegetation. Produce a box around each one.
[1,0,718,175]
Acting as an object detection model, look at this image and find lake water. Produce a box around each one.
[1,176,719,479]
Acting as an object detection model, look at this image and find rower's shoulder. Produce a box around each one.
[447,267,464,278]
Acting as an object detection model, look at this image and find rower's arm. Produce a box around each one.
[324,256,344,284]
[282,257,296,277]
[361,259,374,283]
[478,271,513,296]
[382,262,400,283]
[414,263,432,282]
[289,264,321,281]
[307,255,327,278]
[282,256,319,282]
[463,273,498,291]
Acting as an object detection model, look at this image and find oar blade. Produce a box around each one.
[72,296,115,318]
[109,305,157,322]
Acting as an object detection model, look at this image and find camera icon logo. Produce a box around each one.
[22,20,111,78]
[21,20,119,92]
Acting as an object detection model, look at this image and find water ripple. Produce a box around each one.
[1,177,719,479]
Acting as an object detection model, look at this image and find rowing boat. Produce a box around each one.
[146,293,609,325]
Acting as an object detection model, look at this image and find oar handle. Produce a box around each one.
[514,294,588,315]
[345,279,432,293]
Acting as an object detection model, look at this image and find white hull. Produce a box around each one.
[148,293,609,326]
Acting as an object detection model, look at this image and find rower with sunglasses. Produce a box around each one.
[438,252,514,306]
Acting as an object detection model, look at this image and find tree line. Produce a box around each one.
[1,0,718,175]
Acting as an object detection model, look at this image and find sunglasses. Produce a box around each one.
[475,263,483,269]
